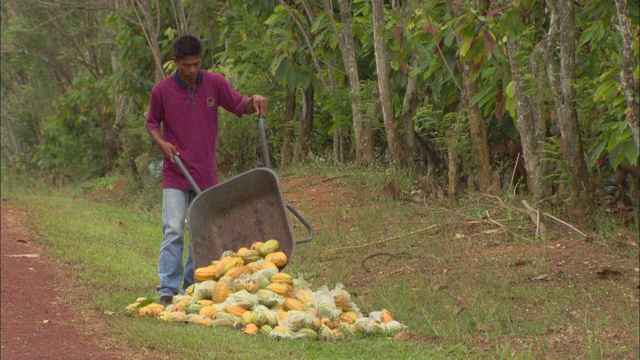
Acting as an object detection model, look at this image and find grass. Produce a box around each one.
[1,164,638,359]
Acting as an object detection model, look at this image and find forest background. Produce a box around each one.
[1,0,638,221]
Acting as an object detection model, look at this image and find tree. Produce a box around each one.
[614,0,639,147]
[543,0,595,206]
[371,0,407,166]
[449,0,493,193]
[324,0,374,165]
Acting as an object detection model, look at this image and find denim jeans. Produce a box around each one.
[156,188,196,297]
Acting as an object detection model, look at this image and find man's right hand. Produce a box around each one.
[148,129,177,163]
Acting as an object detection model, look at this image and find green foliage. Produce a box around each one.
[1,0,638,215]
[414,105,470,157]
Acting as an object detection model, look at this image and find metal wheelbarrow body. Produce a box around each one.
[175,116,313,270]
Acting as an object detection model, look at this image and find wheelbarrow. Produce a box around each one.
[174,116,313,270]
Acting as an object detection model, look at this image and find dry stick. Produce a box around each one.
[482,194,544,239]
[324,224,441,254]
[484,210,520,239]
[520,200,588,237]
[509,152,521,193]
[541,209,588,238]
[521,200,546,239]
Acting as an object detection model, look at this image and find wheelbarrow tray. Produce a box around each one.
[187,167,296,269]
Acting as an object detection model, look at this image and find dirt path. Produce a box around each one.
[1,201,137,360]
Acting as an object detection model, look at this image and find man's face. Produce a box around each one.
[173,55,202,85]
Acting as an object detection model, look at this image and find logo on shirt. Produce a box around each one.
[207,98,215,107]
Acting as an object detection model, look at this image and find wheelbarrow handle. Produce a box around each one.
[259,115,272,169]
[174,154,202,194]
[286,203,314,244]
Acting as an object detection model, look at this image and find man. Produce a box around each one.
[146,34,268,306]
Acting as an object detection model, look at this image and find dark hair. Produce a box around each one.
[172,35,202,59]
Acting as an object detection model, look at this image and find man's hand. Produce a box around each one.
[148,129,177,163]
[244,95,269,116]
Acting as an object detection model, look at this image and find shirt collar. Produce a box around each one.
[173,71,203,89]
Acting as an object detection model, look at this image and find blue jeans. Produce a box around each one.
[156,188,196,297]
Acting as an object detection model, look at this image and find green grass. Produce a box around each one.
[1,165,638,359]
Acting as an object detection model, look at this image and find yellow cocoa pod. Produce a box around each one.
[295,289,314,304]
[236,247,250,256]
[339,311,358,324]
[283,297,306,311]
[199,305,217,318]
[270,272,293,285]
[225,265,252,280]
[135,297,147,303]
[124,303,141,316]
[265,252,287,267]
[211,281,230,303]
[380,309,393,323]
[171,303,185,312]
[266,283,294,297]
[244,323,260,335]
[194,265,217,282]
[276,308,288,321]
[273,325,287,332]
[215,256,244,279]
[262,260,278,270]
[197,299,214,306]
[258,239,280,256]
[247,262,262,273]
[185,284,195,296]
[242,310,255,325]
[233,281,246,292]
[157,310,173,322]
[191,316,213,326]
[241,249,262,263]
[138,306,154,317]
[250,241,264,251]
[148,303,166,315]
[223,304,247,317]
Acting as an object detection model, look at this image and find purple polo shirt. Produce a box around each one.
[146,71,248,191]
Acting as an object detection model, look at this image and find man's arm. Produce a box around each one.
[148,129,177,163]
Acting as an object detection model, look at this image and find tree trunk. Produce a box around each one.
[401,53,419,156]
[326,0,373,165]
[447,135,459,204]
[371,0,407,166]
[506,40,552,200]
[449,0,492,193]
[543,0,594,204]
[294,85,314,163]
[614,0,640,147]
[280,87,296,167]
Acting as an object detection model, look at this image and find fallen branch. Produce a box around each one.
[521,200,547,239]
[541,210,588,237]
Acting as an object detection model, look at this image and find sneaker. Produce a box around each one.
[158,295,173,307]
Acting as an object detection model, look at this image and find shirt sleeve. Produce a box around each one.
[146,86,164,131]
[213,73,249,118]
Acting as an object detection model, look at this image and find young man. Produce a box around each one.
[146,35,268,306]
